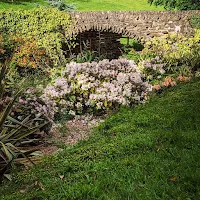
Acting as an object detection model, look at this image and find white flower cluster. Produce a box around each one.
[139,56,166,81]
[41,59,152,117]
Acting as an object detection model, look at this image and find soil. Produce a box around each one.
[39,114,107,155]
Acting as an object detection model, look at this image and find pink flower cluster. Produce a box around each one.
[1,88,53,133]
[41,59,152,116]
[21,89,54,121]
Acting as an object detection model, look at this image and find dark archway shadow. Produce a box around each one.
[66,30,127,61]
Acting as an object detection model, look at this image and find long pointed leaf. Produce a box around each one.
[12,122,48,144]
[0,127,8,136]
[0,63,6,84]
[0,142,13,161]
[3,174,12,181]
[7,116,29,129]
[6,143,35,166]
[0,63,7,99]
[1,125,23,143]
[0,89,23,130]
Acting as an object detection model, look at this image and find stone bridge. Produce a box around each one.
[68,11,200,59]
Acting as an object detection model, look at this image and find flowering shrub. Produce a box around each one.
[41,59,152,117]
[152,76,176,91]
[177,75,191,82]
[138,56,166,83]
[18,89,54,122]
[142,30,200,76]
[0,88,53,132]
[161,76,177,87]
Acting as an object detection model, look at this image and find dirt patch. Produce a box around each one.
[40,114,107,155]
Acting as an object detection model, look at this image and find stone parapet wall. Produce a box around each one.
[70,11,200,39]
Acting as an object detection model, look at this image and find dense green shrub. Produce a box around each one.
[190,15,200,29]
[0,8,74,69]
[148,0,200,10]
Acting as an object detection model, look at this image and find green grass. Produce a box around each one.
[1,79,200,199]
[0,0,163,10]
[0,0,48,9]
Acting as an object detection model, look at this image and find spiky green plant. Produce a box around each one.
[0,63,49,181]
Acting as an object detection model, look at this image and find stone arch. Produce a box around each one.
[67,10,200,60]
[70,10,200,40]
[70,12,144,41]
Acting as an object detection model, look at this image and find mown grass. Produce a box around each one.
[1,79,200,199]
[0,0,163,10]
[0,0,48,9]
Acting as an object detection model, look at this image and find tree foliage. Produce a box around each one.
[148,0,200,10]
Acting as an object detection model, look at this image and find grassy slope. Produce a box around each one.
[0,0,163,10]
[1,79,200,200]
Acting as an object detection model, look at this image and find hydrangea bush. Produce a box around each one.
[41,59,152,118]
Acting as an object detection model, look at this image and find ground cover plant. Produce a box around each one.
[0,0,163,10]
[1,79,200,199]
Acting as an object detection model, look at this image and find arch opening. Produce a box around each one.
[69,30,124,60]
[64,30,145,62]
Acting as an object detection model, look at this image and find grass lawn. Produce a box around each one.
[1,79,200,199]
[0,0,163,10]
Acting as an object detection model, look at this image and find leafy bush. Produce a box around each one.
[148,0,200,10]
[190,15,200,29]
[142,31,200,76]
[10,36,50,70]
[0,8,74,69]
[47,0,76,11]
[41,59,152,118]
